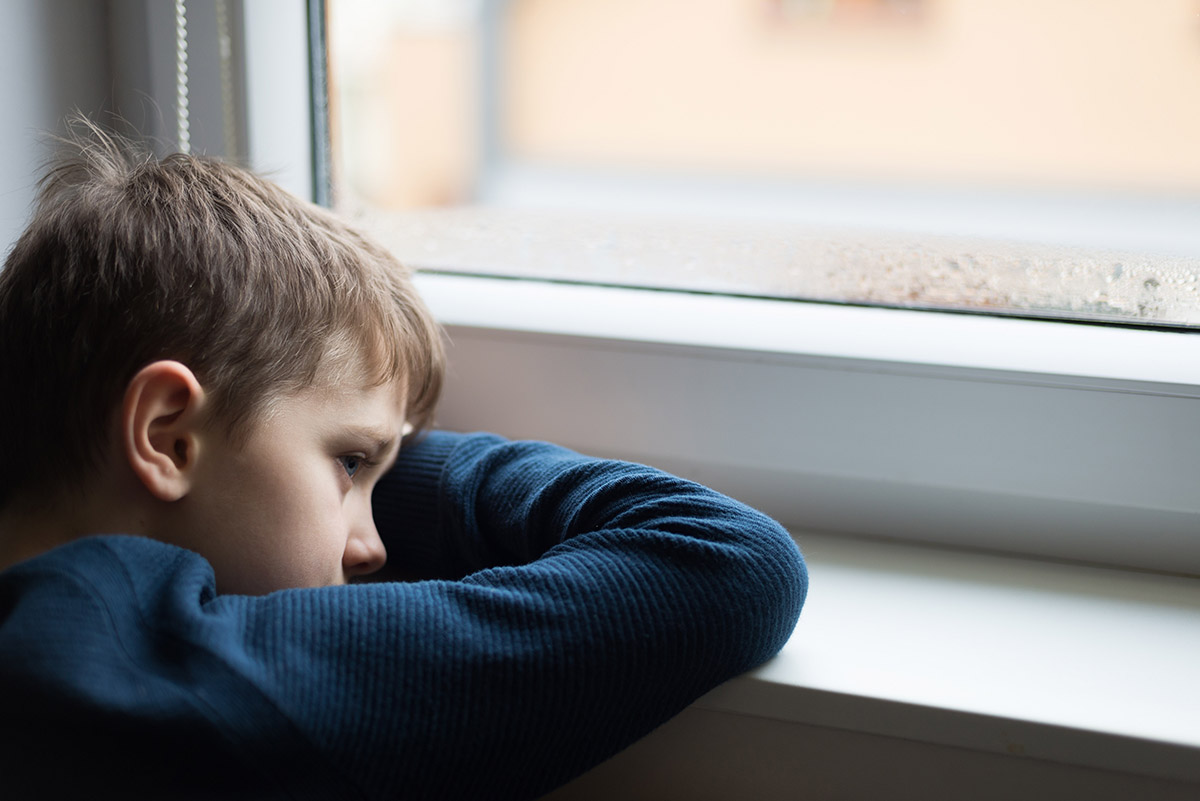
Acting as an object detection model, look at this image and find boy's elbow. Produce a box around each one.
[746,515,807,663]
[694,507,806,670]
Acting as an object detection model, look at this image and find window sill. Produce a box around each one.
[542,532,1200,798]
[701,531,1200,785]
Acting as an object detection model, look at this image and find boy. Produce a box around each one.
[0,124,806,800]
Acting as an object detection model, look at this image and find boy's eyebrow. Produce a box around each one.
[342,426,400,457]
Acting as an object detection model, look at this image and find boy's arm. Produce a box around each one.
[240,431,806,799]
[373,430,806,582]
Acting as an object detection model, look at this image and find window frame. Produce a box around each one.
[236,0,1200,576]
[124,0,316,198]
[420,273,1200,576]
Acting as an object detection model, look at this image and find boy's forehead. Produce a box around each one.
[306,377,408,418]
[253,381,408,462]
[313,336,408,394]
[254,366,408,435]
[254,340,413,439]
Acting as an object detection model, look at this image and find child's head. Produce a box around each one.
[0,122,444,591]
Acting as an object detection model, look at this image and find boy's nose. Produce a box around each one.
[344,516,387,579]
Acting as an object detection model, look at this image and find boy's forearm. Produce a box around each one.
[374,430,806,595]
[373,429,806,679]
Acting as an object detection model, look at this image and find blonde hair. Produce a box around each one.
[0,121,443,509]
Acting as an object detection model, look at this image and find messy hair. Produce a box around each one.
[0,120,444,510]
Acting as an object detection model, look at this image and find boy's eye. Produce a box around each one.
[338,455,362,478]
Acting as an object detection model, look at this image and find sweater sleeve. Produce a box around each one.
[223,431,807,799]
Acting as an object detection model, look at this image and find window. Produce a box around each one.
[326,0,1200,328]
[157,1,1200,576]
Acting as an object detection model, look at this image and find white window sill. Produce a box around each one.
[415,271,1200,387]
[699,531,1200,785]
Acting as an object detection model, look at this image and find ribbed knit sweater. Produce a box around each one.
[0,431,806,800]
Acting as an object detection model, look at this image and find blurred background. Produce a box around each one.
[327,0,1200,325]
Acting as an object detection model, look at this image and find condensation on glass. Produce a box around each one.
[326,0,1200,328]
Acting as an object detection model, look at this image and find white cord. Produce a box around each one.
[175,0,191,154]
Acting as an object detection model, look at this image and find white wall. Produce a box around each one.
[0,0,112,256]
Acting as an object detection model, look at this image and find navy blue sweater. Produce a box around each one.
[0,431,806,800]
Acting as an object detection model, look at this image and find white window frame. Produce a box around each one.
[224,1,1200,577]
[421,274,1200,576]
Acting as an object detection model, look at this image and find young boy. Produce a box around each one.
[0,125,806,800]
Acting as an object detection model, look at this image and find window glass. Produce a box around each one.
[326,0,1200,327]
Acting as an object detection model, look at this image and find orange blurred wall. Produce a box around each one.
[504,0,1200,192]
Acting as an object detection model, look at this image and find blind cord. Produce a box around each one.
[175,0,191,154]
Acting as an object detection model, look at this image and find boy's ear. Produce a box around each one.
[122,361,207,502]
